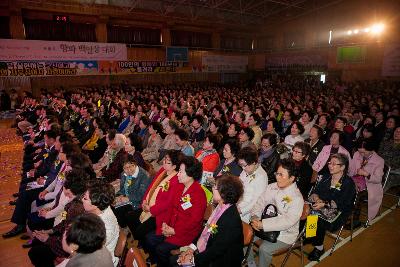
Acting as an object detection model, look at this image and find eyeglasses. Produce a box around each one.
[274,172,284,177]
[238,162,248,168]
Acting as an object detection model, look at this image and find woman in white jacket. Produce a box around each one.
[237,146,269,222]
[249,158,304,266]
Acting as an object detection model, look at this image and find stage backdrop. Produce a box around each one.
[0,39,127,61]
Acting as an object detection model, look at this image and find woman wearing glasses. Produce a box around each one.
[306,153,356,261]
[237,146,269,222]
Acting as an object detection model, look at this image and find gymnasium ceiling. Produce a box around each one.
[75,0,344,27]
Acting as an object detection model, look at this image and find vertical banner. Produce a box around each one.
[382,44,400,77]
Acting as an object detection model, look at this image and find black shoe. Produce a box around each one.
[2,225,26,238]
[12,192,19,198]
[22,239,33,248]
[20,234,30,240]
[308,247,325,261]
[9,200,17,205]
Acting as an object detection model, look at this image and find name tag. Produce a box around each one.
[181,201,192,210]
[305,215,318,238]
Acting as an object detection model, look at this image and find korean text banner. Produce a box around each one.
[0,61,98,77]
[0,39,127,61]
[202,55,248,73]
[0,61,180,77]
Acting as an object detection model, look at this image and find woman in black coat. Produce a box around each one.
[172,174,244,267]
[306,153,356,261]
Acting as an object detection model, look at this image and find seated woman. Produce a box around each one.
[284,121,305,150]
[195,134,221,186]
[127,150,182,247]
[26,169,89,240]
[238,127,256,149]
[292,141,313,199]
[312,130,351,177]
[378,126,400,191]
[213,139,242,178]
[124,133,145,168]
[28,198,85,267]
[306,153,356,261]
[31,142,79,212]
[158,120,180,161]
[237,146,268,222]
[173,175,244,267]
[93,130,128,182]
[249,159,304,267]
[259,133,280,183]
[145,156,207,267]
[175,128,194,157]
[304,125,325,166]
[112,155,151,228]
[61,213,114,267]
[82,181,119,266]
[349,139,384,223]
[84,118,108,164]
[141,122,163,162]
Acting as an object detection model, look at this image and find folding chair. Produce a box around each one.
[252,203,309,267]
[381,165,400,209]
[280,203,310,267]
[327,191,358,256]
[115,229,130,267]
[242,222,254,266]
[124,247,147,267]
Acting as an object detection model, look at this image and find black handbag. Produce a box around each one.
[254,204,280,243]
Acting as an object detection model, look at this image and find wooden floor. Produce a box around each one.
[0,124,399,267]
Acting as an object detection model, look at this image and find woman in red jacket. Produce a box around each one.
[145,156,207,267]
[195,134,221,186]
[126,150,183,247]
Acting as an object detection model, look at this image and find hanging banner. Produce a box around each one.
[266,51,328,67]
[202,55,248,73]
[0,61,180,77]
[98,61,179,75]
[382,44,400,77]
[0,39,127,61]
[0,61,98,77]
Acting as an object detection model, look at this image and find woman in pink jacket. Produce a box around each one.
[312,130,351,176]
[349,139,384,223]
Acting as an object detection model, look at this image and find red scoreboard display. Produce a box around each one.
[53,15,70,22]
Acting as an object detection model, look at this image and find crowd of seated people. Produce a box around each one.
[2,77,399,266]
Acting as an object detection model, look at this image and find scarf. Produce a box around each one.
[196,149,217,162]
[258,146,275,162]
[197,204,231,253]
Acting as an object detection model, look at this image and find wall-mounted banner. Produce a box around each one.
[382,44,400,77]
[266,52,328,67]
[0,39,127,61]
[0,61,98,77]
[98,61,179,75]
[202,55,248,73]
[0,61,180,77]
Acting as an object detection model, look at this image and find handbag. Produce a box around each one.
[254,204,280,243]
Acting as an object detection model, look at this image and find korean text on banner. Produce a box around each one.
[0,39,127,61]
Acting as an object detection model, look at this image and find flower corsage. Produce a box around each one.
[206,223,218,235]
[160,180,170,192]
[222,165,230,173]
[282,195,292,208]
[181,194,191,203]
